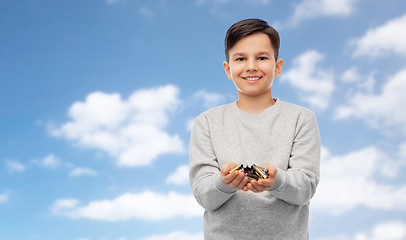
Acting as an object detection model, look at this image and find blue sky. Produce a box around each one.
[1,0,406,239]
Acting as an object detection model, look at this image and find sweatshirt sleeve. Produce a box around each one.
[269,113,321,206]
[189,114,236,211]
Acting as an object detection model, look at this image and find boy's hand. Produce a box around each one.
[247,163,277,193]
[220,162,249,191]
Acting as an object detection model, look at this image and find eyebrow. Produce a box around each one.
[231,51,271,58]
[232,52,245,58]
[257,51,271,56]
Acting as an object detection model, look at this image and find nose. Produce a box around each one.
[246,58,258,71]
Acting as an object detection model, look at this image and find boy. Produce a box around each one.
[189,19,320,240]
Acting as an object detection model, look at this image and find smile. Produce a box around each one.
[243,77,262,81]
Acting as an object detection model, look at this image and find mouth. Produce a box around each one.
[243,76,262,82]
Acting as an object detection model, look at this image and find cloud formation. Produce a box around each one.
[166,165,189,185]
[5,160,25,172]
[341,66,362,82]
[0,192,9,204]
[69,168,98,177]
[286,0,359,27]
[138,231,203,240]
[280,50,335,109]
[50,85,185,167]
[193,90,225,109]
[50,191,203,221]
[31,154,62,169]
[315,221,406,240]
[312,146,406,215]
[351,13,406,57]
[197,0,269,6]
[335,68,406,135]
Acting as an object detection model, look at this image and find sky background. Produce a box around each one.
[1,0,406,239]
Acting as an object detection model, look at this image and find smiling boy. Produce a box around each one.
[189,19,321,240]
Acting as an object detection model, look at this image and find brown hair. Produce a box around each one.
[224,19,280,62]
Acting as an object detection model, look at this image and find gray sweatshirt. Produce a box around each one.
[189,99,321,240]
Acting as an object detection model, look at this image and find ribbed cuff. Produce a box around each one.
[269,167,285,191]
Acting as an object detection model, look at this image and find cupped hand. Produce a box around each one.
[247,163,277,193]
[220,162,249,191]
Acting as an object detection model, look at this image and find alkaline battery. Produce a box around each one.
[258,166,269,175]
[229,164,243,174]
[228,163,269,181]
[252,164,269,179]
[245,173,260,181]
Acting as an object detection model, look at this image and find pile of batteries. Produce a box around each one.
[229,164,269,181]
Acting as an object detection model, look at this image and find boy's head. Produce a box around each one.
[224,19,280,62]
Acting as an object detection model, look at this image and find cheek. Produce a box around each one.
[267,68,276,78]
[230,65,244,77]
[228,68,236,79]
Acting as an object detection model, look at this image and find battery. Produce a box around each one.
[229,164,243,174]
[252,164,268,179]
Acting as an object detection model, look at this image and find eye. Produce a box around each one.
[258,56,268,60]
[235,57,245,61]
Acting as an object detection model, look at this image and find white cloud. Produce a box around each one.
[351,14,406,57]
[315,234,353,240]
[31,154,62,169]
[316,221,406,240]
[341,66,362,82]
[0,192,9,204]
[399,142,406,159]
[166,165,189,185]
[50,191,203,221]
[138,231,203,240]
[197,0,269,6]
[5,160,25,172]
[312,146,406,215]
[193,90,225,109]
[280,50,335,109]
[364,222,406,240]
[69,168,98,177]
[50,85,185,167]
[286,0,359,27]
[335,68,406,135]
[50,199,80,216]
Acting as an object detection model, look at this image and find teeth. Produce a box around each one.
[245,77,260,81]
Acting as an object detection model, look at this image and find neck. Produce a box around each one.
[236,92,276,115]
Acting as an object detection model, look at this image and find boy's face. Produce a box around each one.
[223,33,283,98]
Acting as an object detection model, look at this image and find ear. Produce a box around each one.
[275,58,284,78]
[223,61,232,80]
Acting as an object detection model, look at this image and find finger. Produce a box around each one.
[251,180,261,192]
[222,171,238,184]
[221,162,237,175]
[226,162,239,174]
[257,178,271,186]
[249,183,260,193]
[251,181,266,192]
[268,169,277,178]
[258,164,277,177]
[229,172,245,188]
[258,175,277,189]
[222,166,231,175]
[236,176,249,190]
